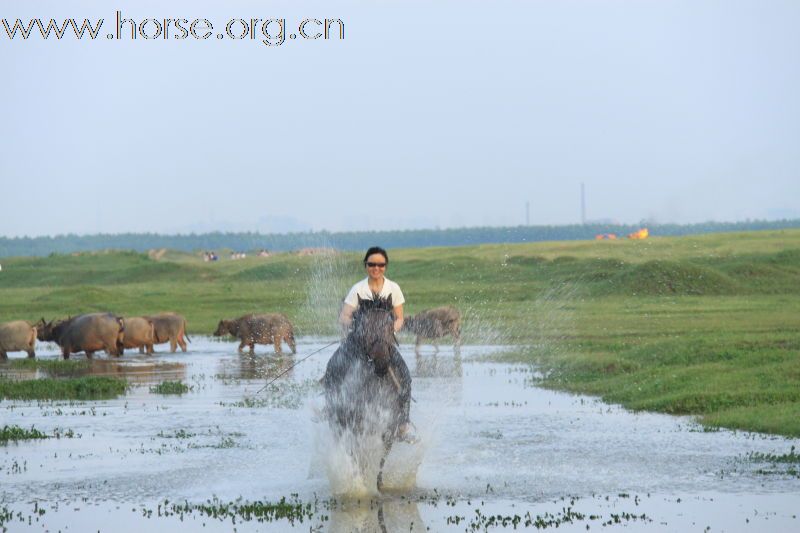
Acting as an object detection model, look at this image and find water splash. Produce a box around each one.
[309,364,427,498]
[301,247,352,337]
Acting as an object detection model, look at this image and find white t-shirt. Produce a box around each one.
[344,277,405,309]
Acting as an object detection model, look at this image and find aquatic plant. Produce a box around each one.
[157,429,196,439]
[0,425,48,443]
[447,506,651,530]
[744,446,800,478]
[9,359,91,374]
[746,446,800,464]
[154,495,326,525]
[0,377,127,401]
[149,381,190,395]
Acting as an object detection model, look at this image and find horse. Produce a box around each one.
[322,295,412,492]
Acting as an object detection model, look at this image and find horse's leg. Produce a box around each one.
[377,437,394,493]
[377,502,388,533]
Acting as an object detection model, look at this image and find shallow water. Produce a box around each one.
[1,338,798,532]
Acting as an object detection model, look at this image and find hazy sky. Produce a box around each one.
[1,0,798,237]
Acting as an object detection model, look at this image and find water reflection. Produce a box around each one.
[0,358,186,384]
[327,499,424,533]
[216,353,296,380]
[414,353,462,379]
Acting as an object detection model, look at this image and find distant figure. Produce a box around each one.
[258,249,270,257]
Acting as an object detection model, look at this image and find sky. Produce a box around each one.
[1,0,799,237]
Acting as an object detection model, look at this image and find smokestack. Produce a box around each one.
[580,183,586,225]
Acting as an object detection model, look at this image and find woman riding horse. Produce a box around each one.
[323,295,413,491]
[334,246,414,440]
[324,295,412,438]
[323,247,415,490]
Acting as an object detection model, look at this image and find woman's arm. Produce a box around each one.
[393,304,404,332]
[338,303,356,335]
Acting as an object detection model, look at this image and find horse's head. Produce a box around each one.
[351,295,397,374]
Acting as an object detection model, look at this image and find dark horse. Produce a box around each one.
[322,295,412,491]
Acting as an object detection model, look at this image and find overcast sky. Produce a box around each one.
[1,0,798,237]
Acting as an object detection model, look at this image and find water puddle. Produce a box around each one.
[2,338,798,531]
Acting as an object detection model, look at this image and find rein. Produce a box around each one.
[255,340,339,394]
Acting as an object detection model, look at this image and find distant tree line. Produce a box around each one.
[1,219,799,258]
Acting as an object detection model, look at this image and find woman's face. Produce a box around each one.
[365,253,387,281]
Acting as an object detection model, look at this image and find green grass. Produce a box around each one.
[1,229,799,435]
[150,381,190,395]
[0,425,48,443]
[0,376,127,400]
[8,358,91,375]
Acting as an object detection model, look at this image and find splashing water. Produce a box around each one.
[310,361,428,498]
[301,247,352,337]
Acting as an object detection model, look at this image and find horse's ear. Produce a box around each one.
[357,295,364,307]
[386,294,393,308]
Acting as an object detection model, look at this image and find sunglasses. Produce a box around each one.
[366,262,387,268]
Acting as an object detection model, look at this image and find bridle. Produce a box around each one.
[351,308,396,364]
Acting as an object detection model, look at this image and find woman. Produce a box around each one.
[338,246,404,334]
[334,246,415,442]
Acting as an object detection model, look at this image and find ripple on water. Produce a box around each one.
[1,338,799,531]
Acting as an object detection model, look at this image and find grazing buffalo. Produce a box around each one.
[0,320,37,359]
[213,313,296,355]
[145,313,190,353]
[122,316,156,355]
[38,313,124,359]
[402,306,462,356]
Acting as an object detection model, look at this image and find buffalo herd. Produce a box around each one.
[0,305,462,360]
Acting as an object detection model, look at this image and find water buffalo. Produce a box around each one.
[0,320,37,359]
[122,316,156,355]
[38,313,124,359]
[145,313,190,353]
[402,306,462,356]
[213,313,296,355]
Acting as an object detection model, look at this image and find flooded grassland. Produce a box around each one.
[1,338,799,532]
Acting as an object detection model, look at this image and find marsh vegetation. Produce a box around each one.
[2,229,798,435]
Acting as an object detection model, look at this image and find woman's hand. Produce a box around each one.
[393,304,404,332]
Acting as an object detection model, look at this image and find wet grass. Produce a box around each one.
[153,495,320,526]
[447,507,650,529]
[149,380,190,395]
[746,446,800,464]
[0,376,127,401]
[527,328,800,437]
[7,358,91,377]
[157,429,196,439]
[0,229,799,435]
[0,425,48,443]
[740,446,800,478]
[0,425,76,444]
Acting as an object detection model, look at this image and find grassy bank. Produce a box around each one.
[0,376,127,401]
[0,229,799,435]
